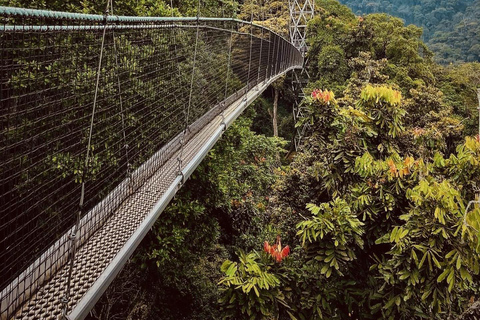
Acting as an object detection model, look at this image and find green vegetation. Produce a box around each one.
[4,0,479,318]
[337,0,480,64]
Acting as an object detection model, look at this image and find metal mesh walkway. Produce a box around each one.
[0,6,302,319]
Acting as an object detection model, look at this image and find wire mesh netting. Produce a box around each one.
[0,6,302,319]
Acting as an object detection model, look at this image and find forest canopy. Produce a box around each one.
[337,0,480,64]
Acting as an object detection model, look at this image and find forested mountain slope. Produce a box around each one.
[337,0,480,64]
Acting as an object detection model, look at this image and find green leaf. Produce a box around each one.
[326,268,332,278]
[287,311,298,320]
[384,297,396,309]
[447,268,455,285]
[390,227,398,243]
[321,265,329,274]
[399,272,410,280]
[411,249,419,264]
[421,289,432,301]
[419,251,428,269]
[221,260,233,273]
[431,254,442,269]
[437,268,450,283]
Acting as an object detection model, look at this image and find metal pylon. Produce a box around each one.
[291,70,310,150]
[288,0,314,150]
[288,0,314,56]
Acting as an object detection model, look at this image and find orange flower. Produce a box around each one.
[311,89,335,104]
[387,159,397,176]
[264,236,290,263]
[412,127,425,138]
[404,156,413,167]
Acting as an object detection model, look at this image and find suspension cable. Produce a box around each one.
[245,10,254,100]
[177,0,201,181]
[185,0,201,127]
[110,0,131,183]
[61,1,111,317]
[257,0,264,86]
[224,22,234,101]
[265,23,272,82]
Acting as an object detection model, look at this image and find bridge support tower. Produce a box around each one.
[288,0,314,150]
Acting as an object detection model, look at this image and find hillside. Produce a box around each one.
[337,0,480,64]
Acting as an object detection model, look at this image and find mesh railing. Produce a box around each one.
[0,6,302,319]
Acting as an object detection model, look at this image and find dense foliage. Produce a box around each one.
[337,0,480,64]
[7,0,479,318]
[217,1,480,319]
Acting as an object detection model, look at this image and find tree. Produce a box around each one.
[265,83,480,319]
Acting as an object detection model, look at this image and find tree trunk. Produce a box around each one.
[273,87,279,137]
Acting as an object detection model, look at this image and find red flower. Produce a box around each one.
[311,89,321,99]
[264,236,290,263]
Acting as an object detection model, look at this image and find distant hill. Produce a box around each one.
[336,0,480,64]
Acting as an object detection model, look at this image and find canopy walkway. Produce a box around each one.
[0,6,302,320]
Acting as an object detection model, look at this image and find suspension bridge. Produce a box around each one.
[0,4,306,320]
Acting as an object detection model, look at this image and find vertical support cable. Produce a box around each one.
[265,30,272,83]
[185,0,201,129]
[110,0,131,188]
[278,39,282,73]
[256,0,264,86]
[256,28,264,86]
[220,21,235,130]
[274,37,280,76]
[245,11,254,100]
[224,21,234,101]
[178,0,201,180]
[61,2,110,318]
